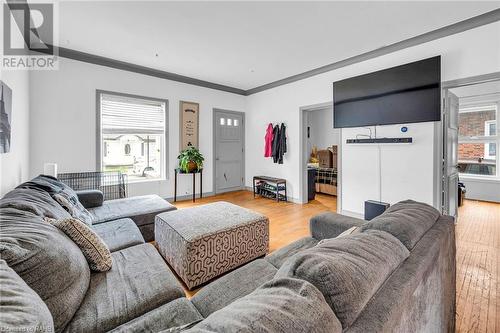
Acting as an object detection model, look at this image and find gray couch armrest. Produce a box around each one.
[310,212,365,240]
[75,190,104,208]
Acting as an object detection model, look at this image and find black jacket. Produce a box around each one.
[271,124,280,163]
[278,123,287,164]
[271,123,287,164]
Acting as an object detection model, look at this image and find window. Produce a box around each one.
[124,143,131,156]
[458,105,498,177]
[485,120,496,159]
[98,91,167,181]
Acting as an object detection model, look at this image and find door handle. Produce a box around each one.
[216,157,220,161]
[224,173,227,181]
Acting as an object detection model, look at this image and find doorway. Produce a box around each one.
[299,102,341,211]
[213,109,245,194]
[442,75,500,217]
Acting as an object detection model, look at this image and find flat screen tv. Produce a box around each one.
[333,56,441,128]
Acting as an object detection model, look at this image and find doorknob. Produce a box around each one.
[216,157,220,161]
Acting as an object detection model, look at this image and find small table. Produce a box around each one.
[174,168,202,202]
[253,176,287,202]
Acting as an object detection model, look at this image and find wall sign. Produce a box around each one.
[179,101,199,150]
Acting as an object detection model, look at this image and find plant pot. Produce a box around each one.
[187,161,198,173]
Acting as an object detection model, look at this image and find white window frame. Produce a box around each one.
[96,90,169,182]
[484,120,496,159]
[458,104,498,178]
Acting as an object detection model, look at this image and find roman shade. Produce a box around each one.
[100,93,166,135]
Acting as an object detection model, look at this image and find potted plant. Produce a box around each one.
[178,146,204,173]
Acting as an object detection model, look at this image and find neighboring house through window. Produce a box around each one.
[458,105,498,177]
[97,91,168,181]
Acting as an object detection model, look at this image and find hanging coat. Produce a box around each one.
[278,123,287,164]
[264,123,274,157]
[271,124,280,163]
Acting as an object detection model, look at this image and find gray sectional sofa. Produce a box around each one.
[0,175,455,333]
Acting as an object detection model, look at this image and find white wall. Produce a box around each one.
[246,22,500,214]
[461,178,500,203]
[306,108,340,154]
[29,57,246,198]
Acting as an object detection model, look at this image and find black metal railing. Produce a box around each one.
[58,171,128,200]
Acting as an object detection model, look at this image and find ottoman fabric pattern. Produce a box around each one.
[156,202,269,289]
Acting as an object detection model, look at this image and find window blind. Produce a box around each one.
[100,93,165,135]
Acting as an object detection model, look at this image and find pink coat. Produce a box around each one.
[264,123,274,157]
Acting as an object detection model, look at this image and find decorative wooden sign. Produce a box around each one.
[179,101,199,150]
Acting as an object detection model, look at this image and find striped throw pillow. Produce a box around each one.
[45,217,112,272]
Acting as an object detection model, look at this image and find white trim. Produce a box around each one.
[484,120,496,159]
[460,175,500,183]
[459,104,496,113]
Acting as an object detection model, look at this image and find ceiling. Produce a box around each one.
[54,1,500,90]
[451,80,500,98]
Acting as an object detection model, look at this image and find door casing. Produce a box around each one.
[440,71,500,217]
[442,91,459,218]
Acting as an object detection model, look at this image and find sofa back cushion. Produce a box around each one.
[360,200,441,250]
[186,277,342,333]
[0,187,71,220]
[0,207,90,333]
[0,259,54,333]
[16,175,94,225]
[276,230,409,329]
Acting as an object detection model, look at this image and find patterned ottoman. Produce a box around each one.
[155,201,269,289]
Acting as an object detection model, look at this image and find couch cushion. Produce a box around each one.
[109,298,203,333]
[0,207,90,333]
[360,199,441,250]
[0,187,71,219]
[47,218,112,272]
[186,278,342,333]
[53,193,94,225]
[17,175,94,225]
[276,230,409,329]
[0,259,55,333]
[265,236,318,269]
[92,218,145,252]
[64,243,184,333]
[346,216,455,333]
[191,259,277,318]
[89,195,176,226]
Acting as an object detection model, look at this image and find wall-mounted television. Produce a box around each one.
[333,56,441,128]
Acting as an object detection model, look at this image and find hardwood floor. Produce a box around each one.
[455,199,499,333]
[175,191,336,252]
[174,191,500,332]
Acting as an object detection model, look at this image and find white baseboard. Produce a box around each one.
[164,191,215,203]
[340,209,364,220]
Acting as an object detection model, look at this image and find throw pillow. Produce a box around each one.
[53,193,94,225]
[45,217,112,272]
